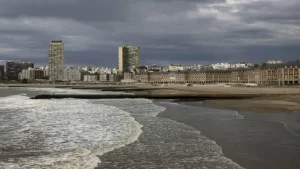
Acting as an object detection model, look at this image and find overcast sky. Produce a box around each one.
[0,0,299,67]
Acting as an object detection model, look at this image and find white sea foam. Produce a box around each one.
[95,99,166,117]
[159,101,244,120]
[281,122,299,137]
[0,95,142,169]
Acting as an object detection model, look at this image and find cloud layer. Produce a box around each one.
[0,0,299,66]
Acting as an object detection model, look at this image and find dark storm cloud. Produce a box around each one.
[225,28,274,39]
[0,0,299,66]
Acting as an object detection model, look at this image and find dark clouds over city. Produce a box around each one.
[0,0,299,66]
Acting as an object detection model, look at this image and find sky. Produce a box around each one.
[0,0,299,67]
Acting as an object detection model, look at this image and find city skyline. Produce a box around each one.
[0,0,299,66]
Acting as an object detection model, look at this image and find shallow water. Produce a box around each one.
[96,99,244,169]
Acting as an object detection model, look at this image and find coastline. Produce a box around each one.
[2,86,300,168]
[95,99,244,169]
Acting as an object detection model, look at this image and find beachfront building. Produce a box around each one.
[49,40,64,82]
[99,73,109,82]
[118,46,140,72]
[83,74,99,82]
[108,74,120,82]
[259,61,300,86]
[121,72,135,83]
[266,60,283,64]
[0,65,4,80]
[168,64,185,71]
[63,68,83,82]
[19,68,45,81]
[6,61,34,80]
[135,73,149,83]
[211,63,231,70]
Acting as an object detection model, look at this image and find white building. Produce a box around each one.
[211,63,231,70]
[266,60,283,64]
[19,68,45,80]
[168,64,184,71]
[211,62,253,70]
[39,66,49,77]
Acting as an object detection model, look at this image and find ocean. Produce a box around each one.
[0,87,300,169]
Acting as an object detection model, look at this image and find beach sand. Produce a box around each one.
[205,95,300,113]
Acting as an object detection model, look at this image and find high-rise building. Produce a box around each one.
[5,61,34,80]
[49,40,64,81]
[118,46,140,72]
[6,62,21,80]
[20,62,34,70]
[0,65,4,80]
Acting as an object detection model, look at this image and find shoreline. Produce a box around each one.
[3,84,300,113]
[155,100,300,169]
[96,99,244,169]
[2,87,300,168]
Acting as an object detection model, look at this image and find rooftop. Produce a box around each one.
[51,40,63,43]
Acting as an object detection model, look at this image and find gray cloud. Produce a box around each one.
[0,0,299,67]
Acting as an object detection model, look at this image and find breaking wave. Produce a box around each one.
[0,94,142,169]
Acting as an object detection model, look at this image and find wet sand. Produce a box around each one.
[205,95,300,113]
[156,101,300,169]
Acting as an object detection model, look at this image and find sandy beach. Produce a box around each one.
[2,83,300,113]
[205,95,300,113]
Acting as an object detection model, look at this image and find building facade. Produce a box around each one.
[168,64,184,71]
[6,62,21,80]
[83,74,99,82]
[133,61,300,86]
[63,68,83,81]
[0,65,4,80]
[20,62,34,70]
[99,74,109,82]
[5,61,34,80]
[49,40,64,81]
[19,68,45,81]
[108,74,119,82]
[118,46,140,72]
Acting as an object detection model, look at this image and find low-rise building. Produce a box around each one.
[99,73,109,82]
[19,68,45,80]
[83,74,99,82]
[122,72,135,83]
[108,74,118,82]
[64,68,83,81]
[168,64,184,71]
[135,73,149,83]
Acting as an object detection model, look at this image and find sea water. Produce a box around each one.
[0,88,148,169]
